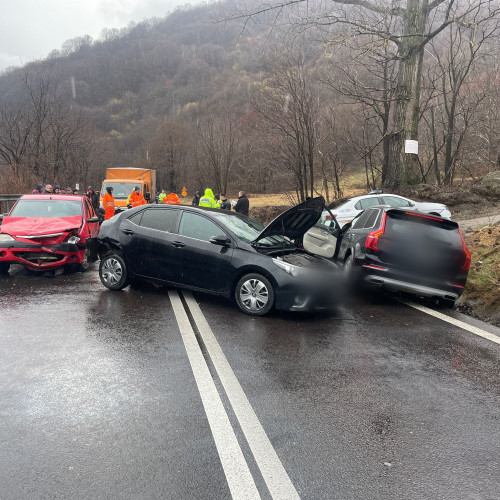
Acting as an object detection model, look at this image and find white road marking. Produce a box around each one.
[404,301,500,346]
[168,291,261,500]
[183,292,301,500]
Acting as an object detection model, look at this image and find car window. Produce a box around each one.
[351,210,371,229]
[84,199,93,219]
[385,217,461,246]
[140,208,179,232]
[382,196,411,208]
[363,209,380,229]
[355,197,381,210]
[179,212,224,242]
[128,211,144,225]
[9,199,83,218]
[210,211,290,246]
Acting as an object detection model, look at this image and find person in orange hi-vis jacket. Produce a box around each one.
[128,186,146,208]
[165,192,181,205]
[103,186,115,220]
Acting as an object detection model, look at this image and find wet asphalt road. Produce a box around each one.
[1,265,499,500]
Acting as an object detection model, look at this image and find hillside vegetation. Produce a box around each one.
[1,1,500,203]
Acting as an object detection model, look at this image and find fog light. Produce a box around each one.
[294,296,304,305]
[0,251,5,257]
[71,255,77,260]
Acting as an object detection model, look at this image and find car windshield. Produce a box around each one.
[211,212,290,247]
[10,199,83,218]
[102,182,140,200]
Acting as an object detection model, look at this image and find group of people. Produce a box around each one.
[158,190,181,205]
[32,184,79,196]
[192,189,249,216]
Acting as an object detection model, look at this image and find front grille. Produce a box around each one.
[13,252,65,263]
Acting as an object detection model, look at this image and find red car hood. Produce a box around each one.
[1,216,82,237]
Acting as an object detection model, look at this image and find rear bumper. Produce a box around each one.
[0,242,85,271]
[364,273,461,302]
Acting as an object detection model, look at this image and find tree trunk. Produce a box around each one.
[388,0,429,187]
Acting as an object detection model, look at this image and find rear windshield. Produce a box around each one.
[102,182,140,200]
[385,213,461,247]
[10,199,83,218]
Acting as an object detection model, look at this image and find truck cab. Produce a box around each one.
[100,168,156,209]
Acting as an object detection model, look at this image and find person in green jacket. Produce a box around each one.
[158,189,167,203]
[198,188,219,208]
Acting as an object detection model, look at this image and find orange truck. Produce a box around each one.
[100,168,157,209]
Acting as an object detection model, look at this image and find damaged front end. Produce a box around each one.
[0,229,87,271]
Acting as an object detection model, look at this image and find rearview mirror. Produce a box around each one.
[210,235,231,247]
[88,217,99,223]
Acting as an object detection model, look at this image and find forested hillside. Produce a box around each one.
[1,0,499,201]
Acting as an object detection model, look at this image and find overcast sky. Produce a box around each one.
[0,0,196,73]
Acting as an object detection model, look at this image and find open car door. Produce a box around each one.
[303,207,341,260]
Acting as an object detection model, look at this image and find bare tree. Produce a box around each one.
[252,49,319,202]
[224,0,500,186]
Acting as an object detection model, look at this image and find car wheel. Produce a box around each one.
[99,254,129,290]
[344,253,354,277]
[78,248,91,272]
[0,262,10,275]
[235,273,275,316]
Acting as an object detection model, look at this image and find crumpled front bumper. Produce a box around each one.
[0,241,85,271]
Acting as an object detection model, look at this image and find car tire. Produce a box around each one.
[0,262,10,275]
[235,273,275,316]
[78,248,91,272]
[99,253,129,290]
[344,253,354,278]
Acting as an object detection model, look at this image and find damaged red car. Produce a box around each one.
[0,194,100,274]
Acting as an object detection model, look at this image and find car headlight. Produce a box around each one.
[0,234,14,242]
[67,236,81,244]
[273,258,306,278]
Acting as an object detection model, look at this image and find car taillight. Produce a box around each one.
[365,213,387,251]
[458,228,471,271]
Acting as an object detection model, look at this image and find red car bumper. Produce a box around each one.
[0,242,85,271]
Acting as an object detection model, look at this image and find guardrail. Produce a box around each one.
[0,194,22,215]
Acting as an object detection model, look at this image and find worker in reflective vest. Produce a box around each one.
[158,190,167,203]
[198,188,219,208]
[165,192,181,205]
[127,186,146,208]
[102,186,115,220]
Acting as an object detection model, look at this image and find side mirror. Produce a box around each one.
[144,192,151,201]
[408,202,415,207]
[88,217,99,223]
[210,235,231,247]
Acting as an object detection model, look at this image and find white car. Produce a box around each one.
[323,193,452,228]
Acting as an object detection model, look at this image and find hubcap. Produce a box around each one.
[240,279,269,311]
[101,257,123,285]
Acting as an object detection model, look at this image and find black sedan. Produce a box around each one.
[97,197,341,315]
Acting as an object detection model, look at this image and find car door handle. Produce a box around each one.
[121,229,134,235]
[172,241,186,248]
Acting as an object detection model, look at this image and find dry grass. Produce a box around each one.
[462,224,500,323]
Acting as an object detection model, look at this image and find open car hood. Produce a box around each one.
[252,196,325,244]
[1,216,82,236]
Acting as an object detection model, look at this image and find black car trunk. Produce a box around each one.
[376,211,467,278]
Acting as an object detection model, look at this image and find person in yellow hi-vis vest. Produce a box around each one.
[198,188,219,208]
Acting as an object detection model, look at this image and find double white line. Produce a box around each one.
[169,291,300,500]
